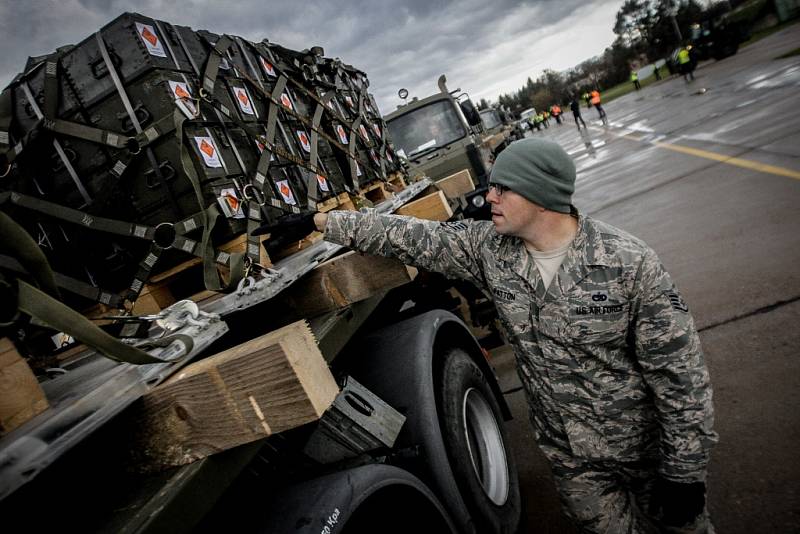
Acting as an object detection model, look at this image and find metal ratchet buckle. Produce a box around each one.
[100,300,204,332]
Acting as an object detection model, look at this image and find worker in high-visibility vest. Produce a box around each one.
[550,104,563,125]
[630,70,641,90]
[590,89,607,125]
[678,45,695,82]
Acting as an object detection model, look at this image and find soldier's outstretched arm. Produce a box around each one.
[632,249,718,483]
[316,209,489,289]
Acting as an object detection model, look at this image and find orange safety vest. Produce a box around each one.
[590,90,601,105]
[552,105,561,114]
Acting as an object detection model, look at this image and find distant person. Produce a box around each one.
[678,45,695,82]
[631,70,641,90]
[550,104,563,125]
[583,91,592,108]
[654,64,663,81]
[590,89,607,125]
[570,98,586,129]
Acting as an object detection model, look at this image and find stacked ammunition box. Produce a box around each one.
[0,12,403,312]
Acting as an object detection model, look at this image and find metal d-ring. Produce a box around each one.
[126,137,142,155]
[242,184,266,206]
[153,222,177,249]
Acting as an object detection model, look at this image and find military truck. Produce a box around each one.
[0,12,519,534]
[383,75,492,220]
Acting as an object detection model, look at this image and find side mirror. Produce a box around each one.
[459,100,482,127]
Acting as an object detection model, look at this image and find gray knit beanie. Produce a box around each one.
[490,138,575,213]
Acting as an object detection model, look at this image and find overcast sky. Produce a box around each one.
[0,0,623,113]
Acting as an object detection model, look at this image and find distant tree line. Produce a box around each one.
[495,0,759,114]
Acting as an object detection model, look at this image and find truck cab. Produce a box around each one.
[384,75,491,220]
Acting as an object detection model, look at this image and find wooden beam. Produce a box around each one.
[128,320,338,470]
[278,251,417,317]
[0,338,48,435]
[395,190,453,221]
[436,169,475,199]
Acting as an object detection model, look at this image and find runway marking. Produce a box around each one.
[595,126,800,181]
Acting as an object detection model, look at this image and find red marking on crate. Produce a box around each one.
[200,139,215,157]
[141,26,158,47]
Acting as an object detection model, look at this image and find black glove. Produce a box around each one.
[251,211,318,237]
[649,477,706,527]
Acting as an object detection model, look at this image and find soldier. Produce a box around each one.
[259,138,718,533]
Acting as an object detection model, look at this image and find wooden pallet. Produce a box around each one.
[132,233,271,316]
[0,338,49,435]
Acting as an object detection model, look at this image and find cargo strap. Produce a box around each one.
[174,109,245,292]
[17,80,93,205]
[305,91,337,209]
[201,35,234,96]
[0,191,198,306]
[96,31,183,219]
[0,254,124,308]
[19,280,192,364]
[0,211,177,364]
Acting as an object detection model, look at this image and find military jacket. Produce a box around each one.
[325,209,717,482]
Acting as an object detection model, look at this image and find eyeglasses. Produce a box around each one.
[488,183,510,196]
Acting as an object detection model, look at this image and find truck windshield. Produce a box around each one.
[480,110,501,130]
[387,100,467,158]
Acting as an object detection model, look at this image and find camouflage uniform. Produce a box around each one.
[324,208,718,533]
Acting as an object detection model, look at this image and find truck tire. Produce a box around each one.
[255,464,457,534]
[343,310,519,534]
[436,347,521,534]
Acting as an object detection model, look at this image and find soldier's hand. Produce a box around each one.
[251,210,318,237]
[649,477,706,527]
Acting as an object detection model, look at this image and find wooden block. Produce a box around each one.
[395,190,453,221]
[336,192,356,212]
[364,183,392,203]
[1,338,49,435]
[436,169,475,199]
[270,231,325,261]
[278,251,418,317]
[129,320,338,470]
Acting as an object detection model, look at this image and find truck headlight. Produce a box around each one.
[471,195,485,208]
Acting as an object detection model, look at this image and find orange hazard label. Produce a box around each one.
[200,139,215,157]
[281,93,293,109]
[141,26,158,47]
[280,183,290,196]
[175,85,190,99]
[238,92,249,106]
[224,192,239,211]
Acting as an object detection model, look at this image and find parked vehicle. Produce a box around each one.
[384,75,493,220]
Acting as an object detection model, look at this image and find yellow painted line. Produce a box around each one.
[600,127,800,181]
[652,142,800,180]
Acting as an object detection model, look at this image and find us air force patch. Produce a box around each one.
[665,289,689,312]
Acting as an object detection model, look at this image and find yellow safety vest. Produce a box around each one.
[678,49,691,64]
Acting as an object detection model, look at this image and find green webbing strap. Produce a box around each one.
[201,35,234,96]
[1,191,152,240]
[174,109,245,292]
[347,91,366,189]
[43,60,59,119]
[0,210,60,300]
[42,117,130,149]
[305,91,337,209]
[17,280,171,365]
[0,254,124,307]
[0,89,12,148]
